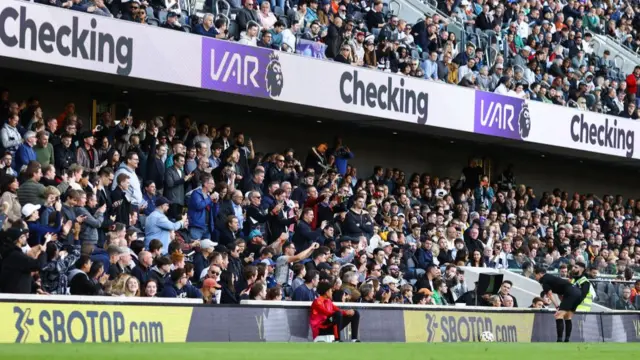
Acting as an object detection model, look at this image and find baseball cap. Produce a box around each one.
[200,239,218,251]
[260,258,276,266]
[202,278,219,289]
[167,11,180,17]
[4,227,29,242]
[382,276,399,285]
[507,214,517,220]
[21,203,41,218]
[155,197,171,207]
[248,229,263,240]
[378,241,392,248]
[522,46,532,52]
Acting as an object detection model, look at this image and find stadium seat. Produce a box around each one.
[146,18,160,26]
[228,20,239,40]
[274,6,284,17]
[278,15,289,28]
[158,9,168,23]
[145,6,156,19]
[183,24,192,32]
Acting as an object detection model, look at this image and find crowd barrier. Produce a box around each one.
[1,295,639,344]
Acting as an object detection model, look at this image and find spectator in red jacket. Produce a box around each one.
[309,281,360,342]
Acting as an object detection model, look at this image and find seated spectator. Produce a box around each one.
[160,268,202,298]
[238,23,259,46]
[236,0,259,32]
[258,2,277,30]
[195,14,226,39]
[161,11,186,32]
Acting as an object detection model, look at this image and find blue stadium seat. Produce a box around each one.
[145,6,156,19]
[274,6,284,17]
[146,18,160,26]
[158,9,168,23]
[181,10,190,24]
[183,24,192,32]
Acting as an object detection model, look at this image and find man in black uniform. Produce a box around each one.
[534,267,582,342]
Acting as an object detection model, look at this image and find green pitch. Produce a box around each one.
[0,342,635,359]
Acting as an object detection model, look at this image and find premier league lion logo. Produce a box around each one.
[265,53,283,98]
[518,103,531,139]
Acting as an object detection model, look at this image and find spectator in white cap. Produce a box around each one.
[193,239,217,282]
[23,202,68,248]
[14,131,37,173]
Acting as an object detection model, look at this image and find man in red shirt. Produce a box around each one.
[310,281,360,342]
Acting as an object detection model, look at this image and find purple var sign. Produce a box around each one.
[200,38,284,99]
[473,91,531,141]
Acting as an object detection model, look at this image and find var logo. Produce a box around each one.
[475,93,531,140]
[208,49,283,99]
[210,49,260,88]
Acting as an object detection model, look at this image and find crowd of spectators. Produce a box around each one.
[0,90,638,310]
[31,0,640,118]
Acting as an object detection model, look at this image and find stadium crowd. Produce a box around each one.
[0,91,639,310]
[29,0,640,117]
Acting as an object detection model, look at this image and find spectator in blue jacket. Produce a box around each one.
[14,131,37,172]
[416,238,435,270]
[22,203,66,247]
[292,270,319,301]
[159,268,203,299]
[187,173,219,241]
[144,197,186,254]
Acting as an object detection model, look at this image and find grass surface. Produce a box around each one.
[0,343,635,360]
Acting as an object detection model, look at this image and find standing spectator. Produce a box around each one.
[237,0,259,32]
[146,135,165,194]
[76,132,101,172]
[54,132,75,174]
[165,153,193,220]
[187,173,219,241]
[144,197,187,254]
[2,114,21,157]
[0,175,21,229]
[17,161,46,206]
[75,192,106,246]
[112,151,145,208]
[111,173,133,225]
[0,227,47,294]
[15,131,37,172]
[34,131,54,168]
[324,16,344,59]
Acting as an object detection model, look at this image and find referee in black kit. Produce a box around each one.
[534,267,583,342]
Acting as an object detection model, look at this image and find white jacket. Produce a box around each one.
[1,124,22,151]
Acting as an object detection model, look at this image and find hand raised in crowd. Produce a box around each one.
[76,215,88,224]
[311,242,320,250]
[54,200,62,212]
[97,204,107,214]
[98,274,109,285]
[62,220,73,235]
[110,215,116,222]
[185,173,194,181]
[210,192,219,202]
